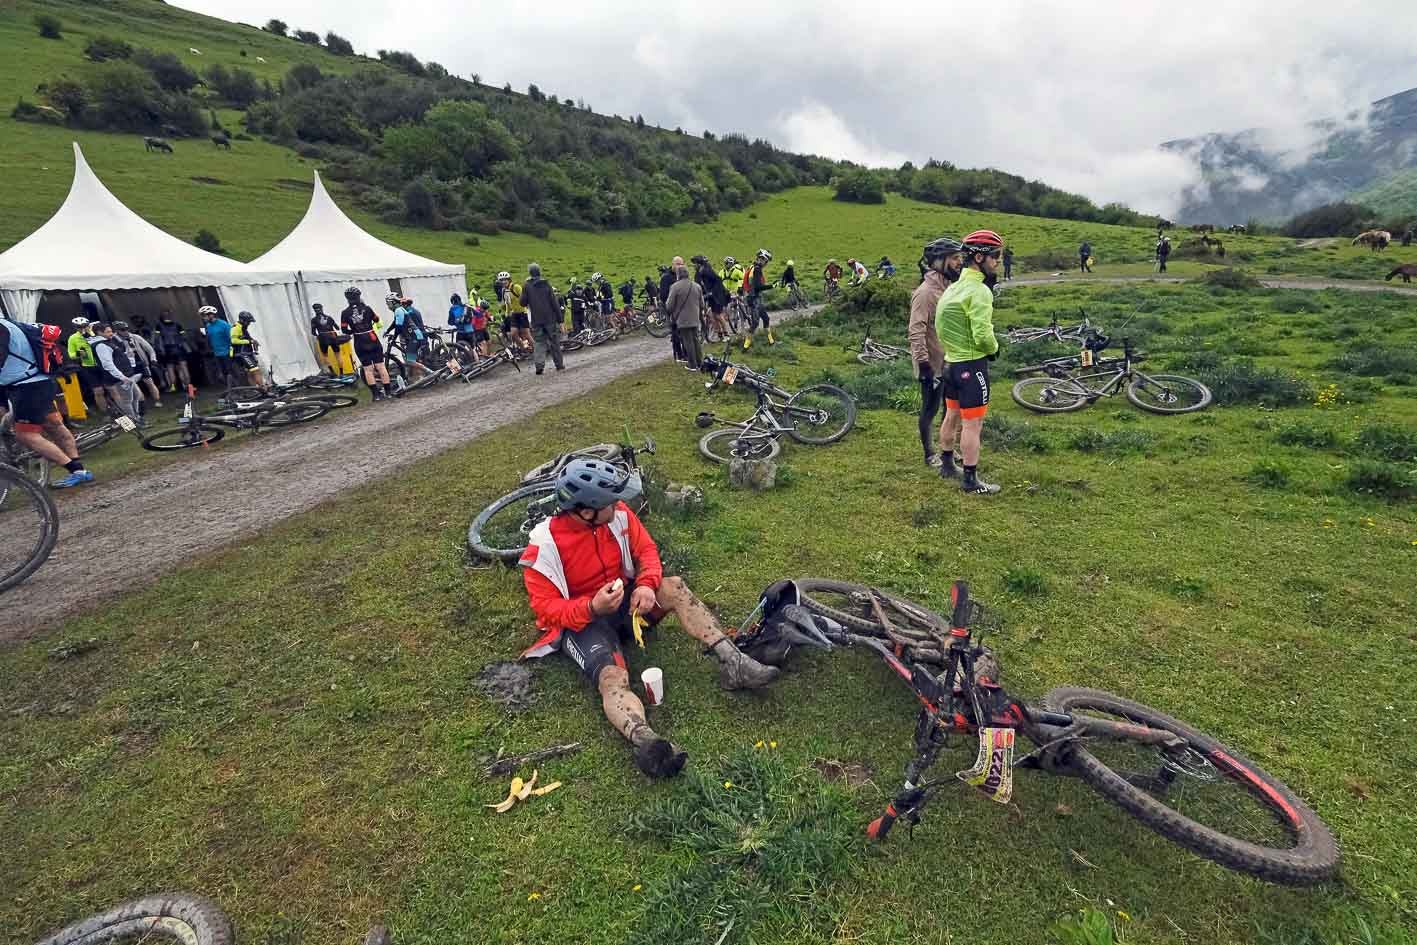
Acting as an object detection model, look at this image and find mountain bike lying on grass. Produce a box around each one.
[34,892,233,945]
[693,383,856,464]
[699,346,790,399]
[3,402,145,485]
[735,578,1340,885]
[1002,310,1096,345]
[223,371,359,403]
[468,436,655,562]
[851,326,907,365]
[1011,338,1212,414]
[0,461,58,595]
[456,341,524,382]
[140,390,330,451]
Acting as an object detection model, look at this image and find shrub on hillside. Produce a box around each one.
[192,229,225,254]
[81,62,205,136]
[263,18,288,36]
[35,14,62,39]
[293,30,321,45]
[1324,345,1417,380]
[1201,268,1261,291]
[836,277,910,319]
[1244,458,1291,489]
[11,99,62,124]
[324,31,354,56]
[1345,461,1416,500]
[1195,358,1310,406]
[203,65,264,107]
[378,49,426,77]
[133,49,199,93]
[84,36,132,62]
[1273,424,1340,450]
[1282,201,1373,238]
[1270,290,1324,313]
[1355,423,1417,463]
[833,170,885,204]
[45,79,88,120]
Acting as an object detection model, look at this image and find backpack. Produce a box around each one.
[0,320,63,380]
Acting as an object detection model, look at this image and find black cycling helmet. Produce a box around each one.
[923,237,964,264]
[344,286,361,298]
[555,458,642,512]
[112,320,130,331]
[237,311,255,323]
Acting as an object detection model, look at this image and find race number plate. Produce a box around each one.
[723,365,738,385]
[182,403,193,420]
[956,727,1016,804]
[115,415,137,432]
[1081,349,1094,368]
[448,358,461,373]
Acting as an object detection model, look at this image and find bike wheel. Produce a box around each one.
[468,481,558,563]
[1040,687,1339,885]
[396,368,450,396]
[141,426,226,451]
[785,384,856,445]
[296,394,358,409]
[261,402,330,425]
[0,465,59,594]
[645,311,672,338]
[856,352,885,365]
[697,428,782,465]
[1011,376,1091,413]
[35,892,234,945]
[222,385,266,402]
[1126,374,1213,414]
[793,578,948,637]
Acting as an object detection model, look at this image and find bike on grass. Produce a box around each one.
[851,325,907,365]
[1003,310,1096,346]
[0,460,58,594]
[733,578,1339,886]
[467,435,655,562]
[692,382,856,464]
[32,892,233,945]
[1011,337,1212,415]
[140,390,330,451]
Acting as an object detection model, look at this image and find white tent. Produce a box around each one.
[0,143,319,378]
[251,170,468,323]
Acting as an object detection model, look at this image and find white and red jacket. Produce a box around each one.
[518,502,663,658]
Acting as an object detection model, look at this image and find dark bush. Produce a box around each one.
[1355,424,1417,463]
[35,13,62,39]
[263,19,288,36]
[282,63,324,93]
[133,49,200,93]
[204,65,263,107]
[1324,345,1417,379]
[1273,424,1340,450]
[192,229,224,254]
[463,234,480,246]
[11,99,61,124]
[1244,458,1291,489]
[1195,358,1311,406]
[324,31,354,56]
[833,170,885,204]
[377,49,426,77]
[84,36,132,62]
[46,78,88,120]
[1201,268,1261,291]
[1345,461,1416,500]
[293,30,321,45]
[1282,201,1373,238]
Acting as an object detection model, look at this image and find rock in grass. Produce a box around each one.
[728,458,777,491]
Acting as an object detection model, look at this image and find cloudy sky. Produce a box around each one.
[174,0,1417,216]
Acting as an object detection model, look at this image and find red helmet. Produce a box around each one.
[962,230,1004,256]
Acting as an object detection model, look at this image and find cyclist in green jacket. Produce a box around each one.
[67,317,110,412]
[935,229,1003,495]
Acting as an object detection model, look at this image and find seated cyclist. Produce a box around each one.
[520,459,779,778]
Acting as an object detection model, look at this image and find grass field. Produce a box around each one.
[3,278,1415,945]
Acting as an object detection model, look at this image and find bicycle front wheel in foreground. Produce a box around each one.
[1011,376,1091,413]
[36,892,234,945]
[0,465,58,594]
[1041,687,1339,885]
[698,429,782,465]
[1127,374,1213,414]
[262,402,330,426]
[785,384,856,445]
[468,482,558,562]
[141,426,226,451]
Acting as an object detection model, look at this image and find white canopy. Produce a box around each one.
[251,171,468,319]
[0,143,318,379]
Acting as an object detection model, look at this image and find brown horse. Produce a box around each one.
[1385,263,1417,283]
[1353,230,1391,251]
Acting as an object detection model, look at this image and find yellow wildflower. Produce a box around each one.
[769,741,778,749]
[724,780,733,790]
[632,884,643,892]
[1117,910,1131,922]
[754,740,765,749]
[528,892,542,902]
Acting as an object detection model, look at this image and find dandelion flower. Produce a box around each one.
[632,884,642,892]
[528,892,542,902]
[769,741,778,749]
[1118,910,1132,922]
[754,740,765,749]
[724,780,733,790]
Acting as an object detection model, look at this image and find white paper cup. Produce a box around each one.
[641,667,664,706]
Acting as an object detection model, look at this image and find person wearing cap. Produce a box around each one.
[910,237,964,468]
[523,263,565,375]
[519,458,779,779]
[91,322,144,423]
[936,229,1005,495]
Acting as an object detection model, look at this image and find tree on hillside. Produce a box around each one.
[133,49,199,93]
[833,169,885,204]
[282,63,324,93]
[1281,201,1373,238]
[263,19,288,36]
[84,36,132,62]
[293,30,321,46]
[426,62,448,79]
[204,64,263,106]
[46,79,88,120]
[377,50,426,77]
[324,31,354,56]
[528,84,544,103]
[35,14,63,39]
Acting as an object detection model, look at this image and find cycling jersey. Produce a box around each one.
[506,283,527,313]
[157,319,191,355]
[391,306,426,342]
[447,303,468,328]
[824,264,842,281]
[934,268,999,363]
[781,266,797,285]
[205,318,232,357]
[340,303,381,344]
[231,323,255,350]
[67,331,97,367]
[310,313,340,338]
[850,262,869,282]
[748,263,769,295]
[719,265,745,294]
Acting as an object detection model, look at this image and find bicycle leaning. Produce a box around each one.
[732,578,1340,886]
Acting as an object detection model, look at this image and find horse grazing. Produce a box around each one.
[143,136,173,153]
[1227,224,1247,235]
[211,131,231,149]
[1190,223,1215,234]
[1353,230,1391,251]
[1385,263,1417,283]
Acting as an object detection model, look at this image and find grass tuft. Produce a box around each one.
[1345,461,1417,500]
[1002,565,1049,596]
[1245,458,1292,489]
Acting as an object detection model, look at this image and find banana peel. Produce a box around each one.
[631,611,648,649]
[486,770,562,813]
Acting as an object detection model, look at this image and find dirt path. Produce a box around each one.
[1006,273,1417,296]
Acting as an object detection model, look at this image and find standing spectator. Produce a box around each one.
[524,263,565,375]
[936,229,1004,495]
[310,303,344,374]
[386,294,429,383]
[340,287,393,402]
[0,314,91,488]
[91,322,143,423]
[1078,240,1093,273]
[909,237,963,468]
[114,322,163,411]
[1001,246,1014,280]
[568,279,588,334]
[230,312,265,388]
[154,310,193,392]
[694,256,730,340]
[665,264,704,370]
[660,257,685,362]
[66,316,110,412]
[199,306,233,389]
[1156,236,1172,273]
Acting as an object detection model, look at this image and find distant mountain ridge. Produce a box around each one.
[1162,86,1417,224]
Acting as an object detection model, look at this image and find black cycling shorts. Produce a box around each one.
[558,595,659,686]
[472,328,490,343]
[4,378,62,428]
[353,341,384,367]
[509,313,530,330]
[234,351,258,371]
[943,357,990,419]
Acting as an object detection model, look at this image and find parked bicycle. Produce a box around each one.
[456,341,524,383]
[734,578,1339,885]
[3,402,144,485]
[852,326,907,365]
[468,436,655,562]
[33,892,233,945]
[223,372,359,403]
[140,391,330,451]
[1003,311,1095,345]
[560,326,618,351]
[1011,338,1212,414]
[693,382,856,464]
[0,461,58,594]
